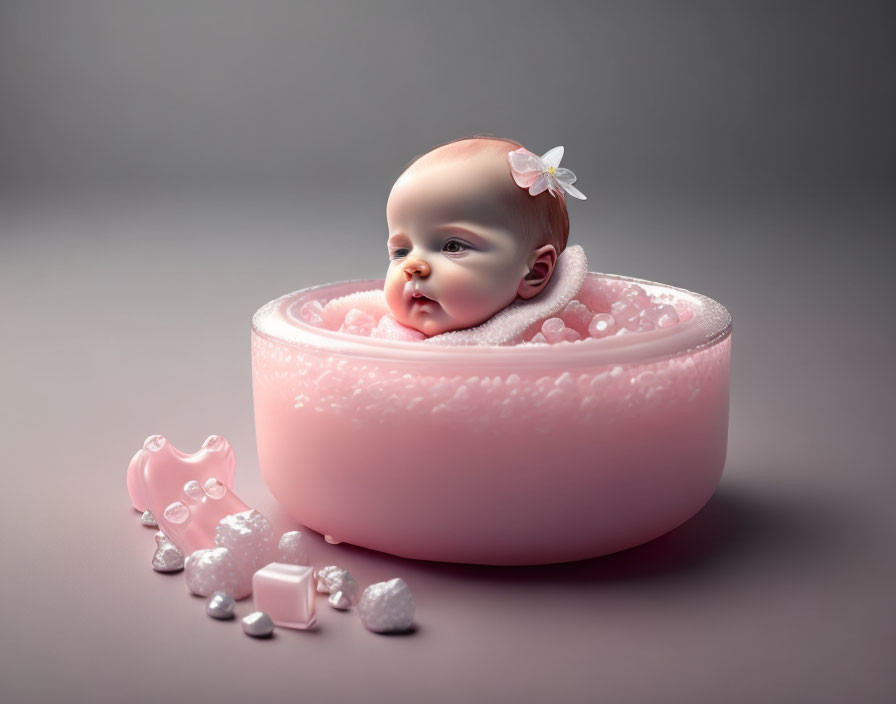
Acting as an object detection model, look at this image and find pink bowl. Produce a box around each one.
[251,273,732,565]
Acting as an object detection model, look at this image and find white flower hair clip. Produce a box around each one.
[507,146,586,200]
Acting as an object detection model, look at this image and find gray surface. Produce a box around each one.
[1,2,894,703]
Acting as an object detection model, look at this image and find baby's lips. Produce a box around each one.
[408,287,437,303]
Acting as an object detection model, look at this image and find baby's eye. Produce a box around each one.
[390,248,409,260]
[443,240,467,254]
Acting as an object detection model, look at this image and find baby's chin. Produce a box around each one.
[393,307,492,337]
[394,313,450,337]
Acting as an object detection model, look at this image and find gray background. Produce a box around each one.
[1,2,893,703]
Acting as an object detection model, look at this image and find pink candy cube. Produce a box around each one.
[252,563,317,630]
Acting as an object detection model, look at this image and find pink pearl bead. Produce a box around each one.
[541,317,566,343]
[588,313,615,339]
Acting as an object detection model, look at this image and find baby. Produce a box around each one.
[383,136,584,338]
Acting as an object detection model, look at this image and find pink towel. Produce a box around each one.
[320,244,588,346]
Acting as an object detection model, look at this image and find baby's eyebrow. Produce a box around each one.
[387,234,410,246]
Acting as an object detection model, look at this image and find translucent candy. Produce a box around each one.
[319,290,391,331]
[163,502,189,525]
[299,300,324,326]
[541,317,566,343]
[252,563,317,630]
[610,300,638,325]
[577,276,623,312]
[203,477,227,499]
[621,285,650,307]
[183,480,205,502]
[140,510,158,528]
[588,313,615,339]
[184,547,248,599]
[127,434,236,513]
[657,310,680,328]
[358,578,415,633]
[561,299,593,334]
[340,308,376,337]
[126,435,249,556]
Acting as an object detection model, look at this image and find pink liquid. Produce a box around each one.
[251,273,732,565]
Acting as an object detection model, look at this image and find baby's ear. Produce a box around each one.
[517,245,557,300]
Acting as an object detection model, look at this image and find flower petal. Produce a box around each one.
[511,169,540,189]
[559,180,587,200]
[528,174,550,196]
[540,146,564,169]
[554,167,576,184]
[508,148,542,174]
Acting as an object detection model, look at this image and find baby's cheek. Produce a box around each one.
[444,280,507,326]
[383,271,405,315]
[463,269,518,308]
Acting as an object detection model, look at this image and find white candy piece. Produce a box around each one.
[185,547,248,598]
[315,565,342,594]
[278,530,309,566]
[329,586,357,610]
[141,510,158,527]
[206,591,236,620]
[151,532,184,572]
[320,568,360,610]
[242,611,275,638]
[214,510,275,578]
[358,578,415,633]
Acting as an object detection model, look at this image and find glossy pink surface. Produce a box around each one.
[252,563,317,629]
[251,273,732,565]
[126,435,249,555]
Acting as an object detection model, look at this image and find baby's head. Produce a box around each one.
[385,136,570,337]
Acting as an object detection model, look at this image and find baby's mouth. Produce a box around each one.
[410,291,437,306]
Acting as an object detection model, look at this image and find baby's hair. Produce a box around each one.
[400,134,570,255]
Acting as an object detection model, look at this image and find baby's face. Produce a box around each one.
[385,150,533,337]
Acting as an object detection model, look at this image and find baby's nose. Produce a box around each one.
[403,257,430,280]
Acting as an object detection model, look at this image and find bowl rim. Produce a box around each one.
[251,272,732,369]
